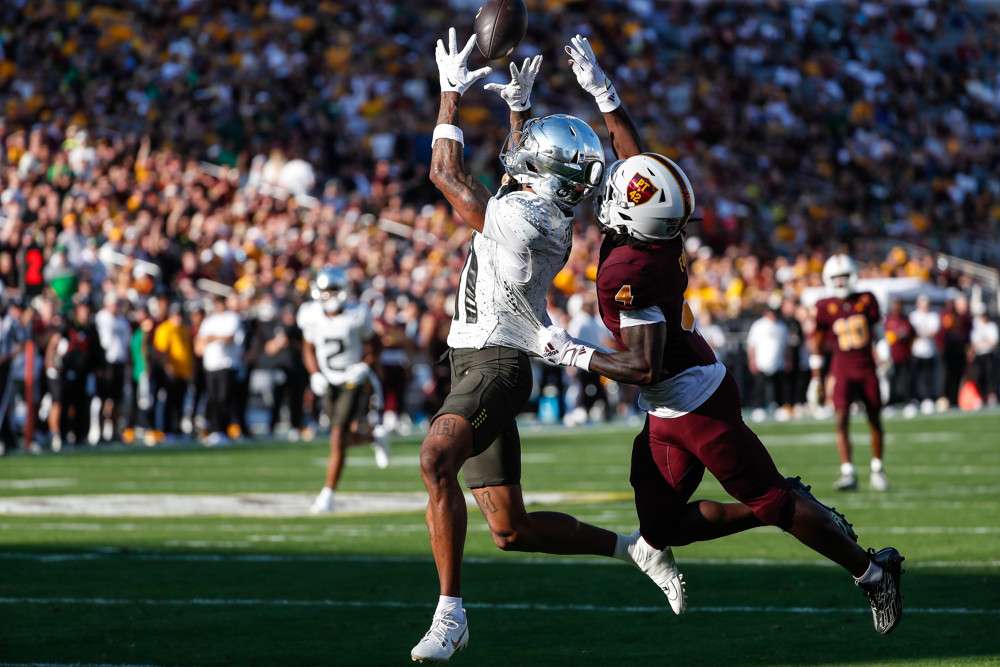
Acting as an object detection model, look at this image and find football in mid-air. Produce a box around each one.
[474,0,528,60]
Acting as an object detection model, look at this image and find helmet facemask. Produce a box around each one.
[594,154,697,243]
[822,255,858,300]
[312,266,350,314]
[500,115,605,208]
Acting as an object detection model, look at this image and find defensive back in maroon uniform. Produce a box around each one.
[596,234,717,380]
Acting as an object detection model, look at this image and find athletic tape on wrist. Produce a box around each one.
[432,124,464,146]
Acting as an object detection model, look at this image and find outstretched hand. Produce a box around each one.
[436,27,492,96]
[565,34,619,111]
[484,55,543,111]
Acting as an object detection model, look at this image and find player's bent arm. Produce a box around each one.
[302,339,319,376]
[588,322,666,386]
[429,92,492,233]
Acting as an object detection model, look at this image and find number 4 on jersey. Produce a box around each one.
[615,285,633,306]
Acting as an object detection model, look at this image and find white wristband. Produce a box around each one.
[573,346,597,372]
[808,354,825,371]
[594,84,620,113]
[432,124,464,147]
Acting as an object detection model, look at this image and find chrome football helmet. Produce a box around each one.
[500,114,605,208]
[311,265,349,314]
[594,153,696,243]
[822,254,858,299]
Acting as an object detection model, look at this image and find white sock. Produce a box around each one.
[613,532,635,562]
[854,560,883,585]
[840,462,856,476]
[871,458,884,473]
[317,486,333,500]
[437,595,465,621]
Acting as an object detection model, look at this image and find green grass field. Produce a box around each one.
[2,410,999,666]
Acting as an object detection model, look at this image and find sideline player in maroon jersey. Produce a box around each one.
[808,255,890,491]
[536,34,905,635]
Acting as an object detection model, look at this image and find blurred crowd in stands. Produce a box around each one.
[1,0,999,452]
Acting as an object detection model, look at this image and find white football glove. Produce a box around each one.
[343,362,371,388]
[310,372,328,397]
[538,325,597,371]
[564,34,620,112]
[806,376,822,409]
[436,27,492,96]
[484,55,543,111]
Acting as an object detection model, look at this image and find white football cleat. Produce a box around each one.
[373,425,391,469]
[870,470,892,491]
[627,530,686,615]
[310,488,334,514]
[834,472,858,491]
[411,604,468,663]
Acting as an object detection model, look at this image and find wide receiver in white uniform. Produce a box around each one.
[299,265,390,514]
[410,29,683,664]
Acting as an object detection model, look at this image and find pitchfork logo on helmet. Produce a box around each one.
[500,114,605,208]
[311,265,350,314]
[594,153,697,243]
[822,254,858,300]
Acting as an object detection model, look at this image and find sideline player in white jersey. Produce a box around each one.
[298,265,390,514]
[410,29,683,664]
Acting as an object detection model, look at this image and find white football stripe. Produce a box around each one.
[1,551,997,569]
[0,596,996,615]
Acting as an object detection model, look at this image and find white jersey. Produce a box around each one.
[297,300,374,386]
[448,190,573,351]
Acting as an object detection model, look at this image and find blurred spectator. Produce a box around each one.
[195,295,243,445]
[129,306,156,443]
[230,292,253,437]
[153,302,195,437]
[938,296,973,408]
[50,296,104,448]
[697,309,728,367]
[0,295,29,453]
[373,297,413,435]
[780,296,807,408]
[94,293,131,442]
[909,294,941,407]
[565,293,611,425]
[969,305,999,407]
[745,306,789,416]
[256,298,306,437]
[884,298,916,407]
[187,305,207,433]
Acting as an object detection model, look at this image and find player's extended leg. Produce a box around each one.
[420,414,476,597]
[681,374,904,633]
[310,385,374,514]
[631,417,764,547]
[412,413,475,663]
[861,378,890,491]
[472,484,617,555]
[833,408,858,490]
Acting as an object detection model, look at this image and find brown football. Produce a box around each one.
[474,0,528,60]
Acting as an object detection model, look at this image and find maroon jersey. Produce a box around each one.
[884,312,914,364]
[814,292,879,372]
[596,235,716,381]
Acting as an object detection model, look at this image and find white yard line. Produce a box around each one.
[0,491,628,518]
[1,551,996,569]
[0,596,996,615]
